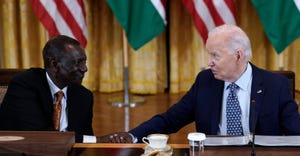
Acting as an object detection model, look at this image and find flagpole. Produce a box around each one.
[278,53,284,70]
[122,31,130,132]
[108,30,145,132]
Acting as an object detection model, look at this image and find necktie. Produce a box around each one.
[53,91,64,131]
[226,83,243,135]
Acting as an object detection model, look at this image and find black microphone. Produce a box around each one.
[251,99,256,156]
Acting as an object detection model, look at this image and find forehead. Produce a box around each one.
[60,45,86,61]
[66,44,85,56]
[207,30,227,42]
[206,35,226,51]
[209,33,230,51]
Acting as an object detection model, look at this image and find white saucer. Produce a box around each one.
[0,136,25,141]
[144,144,173,155]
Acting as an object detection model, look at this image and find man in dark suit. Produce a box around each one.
[125,24,300,142]
[0,35,132,143]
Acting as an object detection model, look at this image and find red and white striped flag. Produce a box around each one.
[29,0,88,47]
[182,0,236,43]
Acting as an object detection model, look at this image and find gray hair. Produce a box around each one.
[208,24,252,61]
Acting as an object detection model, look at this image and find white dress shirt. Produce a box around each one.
[46,72,96,143]
[219,63,253,136]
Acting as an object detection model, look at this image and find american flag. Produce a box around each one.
[29,0,88,47]
[182,0,236,43]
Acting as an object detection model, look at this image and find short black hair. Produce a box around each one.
[43,35,81,68]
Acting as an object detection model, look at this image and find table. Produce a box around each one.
[1,132,300,156]
[70,143,300,156]
[0,131,74,156]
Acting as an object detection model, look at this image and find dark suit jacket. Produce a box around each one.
[129,64,300,142]
[0,68,94,142]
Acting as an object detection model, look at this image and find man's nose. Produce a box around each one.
[80,64,88,73]
[207,59,213,67]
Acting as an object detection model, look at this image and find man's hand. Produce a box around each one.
[96,132,133,143]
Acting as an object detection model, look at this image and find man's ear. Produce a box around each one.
[236,49,244,61]
[50,59,59,72]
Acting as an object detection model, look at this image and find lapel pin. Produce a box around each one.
[257,90,262,93]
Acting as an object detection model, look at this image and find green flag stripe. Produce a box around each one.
[106,0,165,50]
[251,0,300,54]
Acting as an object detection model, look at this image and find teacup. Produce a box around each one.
[142,134,169,149]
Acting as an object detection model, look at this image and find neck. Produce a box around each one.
[46,70,65,89]
[231,62,248,82]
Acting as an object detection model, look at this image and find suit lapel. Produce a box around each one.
[210,80,224,134]
[250,64,265,132]
[39,70,54,121]
[66,85,77,130]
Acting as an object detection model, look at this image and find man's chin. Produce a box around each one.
[213,75,222,80]
[71,79,83,85]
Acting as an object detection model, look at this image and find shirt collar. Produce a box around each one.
[225,63,252,91]
[46,72,67,98]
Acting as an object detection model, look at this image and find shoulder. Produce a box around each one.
[196,69,214,79]
[251,64,290,90]
[68,84,93,97]
[196,69,221,84]
[187,69,224,90]
[67,84,93,108]
[10,68,45,84]
[252,64,288,82]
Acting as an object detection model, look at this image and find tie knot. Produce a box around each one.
[228,83,239,92]
[55,91,64,100]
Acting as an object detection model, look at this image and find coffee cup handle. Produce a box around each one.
[142,137,150,145]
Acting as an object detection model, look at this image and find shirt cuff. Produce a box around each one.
[83,135,97,143]
[129,133,138,143]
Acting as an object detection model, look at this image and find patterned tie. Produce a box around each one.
[53,91,64,131]
[226,83,243,135]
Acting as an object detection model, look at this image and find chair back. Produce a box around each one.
[0,68,26,86]
[0,86,8,104]
[0,68,26,105]
[272,70,298,116]
[272,70,295,99]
